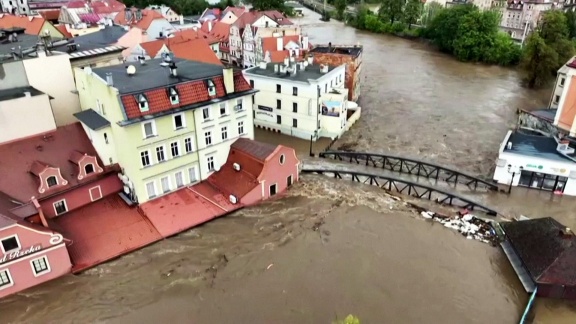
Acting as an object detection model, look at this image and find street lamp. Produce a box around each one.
[507,164,524,194]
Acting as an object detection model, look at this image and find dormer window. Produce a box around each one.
[137,94,149,111]
[85,163,95,174]
[47,176,58,188]
[207,80,216,96]
[168,87,179,105]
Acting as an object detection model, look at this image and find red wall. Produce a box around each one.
[40,174,123,218]
[0,225,71,298]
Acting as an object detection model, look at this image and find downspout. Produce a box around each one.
[31,197,49,228]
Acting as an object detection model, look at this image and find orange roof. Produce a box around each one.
[113,8,163,30]
[39,10,60,21]
[222,6,246,18]
[139,39,165,57]
[0,14,48,35]
[200,21,230,41]
[169,37,222,65]
[55,24,72,38]
[261,35,304,63]
[176,28,219,44]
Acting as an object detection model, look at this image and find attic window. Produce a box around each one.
[47,176,58,188]
[137,94,149,111]
[168,87,179,105]
[85,163,95,174]
[207,80,216,96]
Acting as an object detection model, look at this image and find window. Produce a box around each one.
[287,175,293,187]
[339,75,342,83]
[104,133,109,144]
[146,181,156,199]
[555,95,560,103]
[184,138,193,153]
[161,176,171,193]
[0,270,12,289]
[137,94,148,111]
[202,107,210,120]
[221,126,228,140]
[207,156,215,171]
[174,114,185,129]
[31,256,50,276]
[207,80,216,96]
[249,79,254,87]
[169,87,179,104]
[238,121,244,135]
[277,115,281,124]
[276,99,281,109]
[53,200,67,215]
[235,98,243,112]
[325,84,327,93]
[156,146,166,162]
[269,183,277,196]
[560,78,566,86]
[1,236,20,253]
[276,84,281,93]
[188,167,198,183]
[141,150,151,167]
[292,102,297,113]
[205,131,212,145]
[220,103,227,116]
[170,142,180,158]
[293,87,298,96]
[84,163,95,174]
[293,118,298,128]
[46,176,58,188]
[279,154,285,165]
[142,121,156,138]
[175,171,185,188]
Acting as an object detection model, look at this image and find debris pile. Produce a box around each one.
[420,210,498,245]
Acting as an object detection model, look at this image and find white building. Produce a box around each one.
[146,5,180,23]
[244,58,359,141]
[493,130,576,195]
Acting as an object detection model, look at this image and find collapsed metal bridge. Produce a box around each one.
[319,151,499,191]
[301,169,498,216]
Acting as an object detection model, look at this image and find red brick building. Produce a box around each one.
[310,43,363,102]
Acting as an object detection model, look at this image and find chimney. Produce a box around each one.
[24,91,31,97]
[106,72,113,86]
[180,15,184,25]
[138,55,145,65]
[328,42,332,51]
[276,37,283,51]
[289,56,295,63]
[302,35,309,50]
[307,55,314,65]
[208,20,212,32]
[274,64,279,73]
[169,62,178,77]
[506,142,512,150]
[320,64,329,74]
[283,56,289,66]
[259,61,267,69]
[291,65,297,76]
[223,67,234,94]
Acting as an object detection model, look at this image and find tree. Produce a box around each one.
[540,10,574,66]
[421,2,444,27]
[521,33,560,88]
[172,0,210,16]
[403,0,422,29]
[424,4,476,53]
[565,10,576,39]
[246,0,286,11]
[452,10,500,62]
[378,0,405,24]
[335,0,347,19]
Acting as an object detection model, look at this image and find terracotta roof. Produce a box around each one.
[113,8,163,30]
[119,70,251,119]
[262,35,303,63]
[51,194,162,272]
[170,38,221,65]
[91,0,125,14]
[222,6,246,18]
[262,10,293,25]
[233,11,258,29]
[55,24,72,38]
[200,20,230,41]
[139,39,165,57]
[502,217,576,286]
[0,14,48,35]
[39,10,60,21]
[175,28,219,45]
[0,123,110,203]
[232,138,278,162]
[200,8,221,21]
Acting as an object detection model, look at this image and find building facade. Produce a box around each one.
[548,57,576,135]
[74,57,256,204]
[244,59,350,140]
[500,1,560,41]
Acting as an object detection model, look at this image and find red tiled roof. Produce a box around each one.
[200,20,230,41]
[91,0,125,14]
[222,6,246,18]
[0,123,110,203]
[51,194,162,272]
[262,35,305,63]
[39,10,60,21]
[55,24,72,38]
[140,183,239,238]
[113,8,163,30]
[139,39,165,57]
[170,38,221,65]
[233,11,258,29]
[0,14,48,35]
[262,10,293,26]
[120,71,251,119]
[175,28,219,45]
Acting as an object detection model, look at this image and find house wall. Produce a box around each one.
[23,53,80,126]
[0,225,71,298]
[39,174,123,218]
[229,25,242,65]
[220,12,238,24]
[549,69,569,110]
[0,61,28,90]
[556,74,576,135]
[40,21,63,37]
[145,19,176,41]
[319,91,349,138]
[0,94,56,144]
[313,51,362,102]
[67,25,101,37]
[69,52,123,69]
[193,94,255,181]
[127,43,167,62]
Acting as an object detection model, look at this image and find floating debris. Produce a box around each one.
[420,210,498,245]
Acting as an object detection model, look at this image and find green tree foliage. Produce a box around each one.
[246,0,286,11]
[334,315,361,324]
[421,2,444,27]
[403,0,422,28]
[565,10,576,39]
[335,0,348,19]
[378,0,405,24]
[424,4,476,53]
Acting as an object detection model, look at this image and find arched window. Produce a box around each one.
[46,176,58,187]
[85,164,95,174]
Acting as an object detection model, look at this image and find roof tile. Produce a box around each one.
[0,14,48,35]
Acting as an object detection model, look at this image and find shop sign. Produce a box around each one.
[0,245,42,264]
[525,164,543,170]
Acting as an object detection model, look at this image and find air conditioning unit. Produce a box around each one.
[233,163,241,171]
[229,195,238,204]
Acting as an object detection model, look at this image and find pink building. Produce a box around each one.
[0,212,71,299]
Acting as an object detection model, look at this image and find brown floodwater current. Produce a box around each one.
[1,8,576,324]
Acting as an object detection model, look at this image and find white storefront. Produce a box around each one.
[493,130,576,195]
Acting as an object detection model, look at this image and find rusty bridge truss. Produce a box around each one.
[301,169,498,216]
[319,151,499,191]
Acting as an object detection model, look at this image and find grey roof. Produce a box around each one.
[310,45,363,57]
[74,109,111,130]
[231,138,278,161]
[244,63,337,83]
[0,34,40,56]
[0,86,45,101]
[505,131,575,162]
[66,45,125,60]
[92,58,224,94]
[67,26,128,51]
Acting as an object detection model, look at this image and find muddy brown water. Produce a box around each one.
[1,8,575,323]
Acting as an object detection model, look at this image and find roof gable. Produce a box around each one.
[0,14,48,35]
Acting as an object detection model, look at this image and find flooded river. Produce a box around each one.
[1,8,575,324]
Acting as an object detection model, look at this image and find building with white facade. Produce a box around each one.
[500,0,562,42]
[244,58,360,141]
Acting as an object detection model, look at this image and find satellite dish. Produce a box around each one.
[123,186,130,194]
[126,65,136,75]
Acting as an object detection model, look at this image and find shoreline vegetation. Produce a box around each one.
[299,0,576,88]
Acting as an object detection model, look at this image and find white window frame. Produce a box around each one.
[0,234,21,254]
[188,167,198,183]
[170,141,180,158]
[140,149,152,167]
[142,120,157,139]
[173,113,185,130]
[146,181,157,199]
[202,107,211,121]
[156,145,166,162]
[160,176,171,193]
[138,94,149,112]
[169,87,179,105]
[30,256,51,277]
[46,175,58,188]
[207,156,215,172]
[269,183,278,196]
[207,80,216,96]
[238,121,245,135]
[89,185,102,201]
[0,269,14,291]
[221,126,228,140]
[175,171,185,188]
[53,199,68,215]
[235,98,243,112]
[184,137,194,153]
[84,163,95,174]
[205,131,212,146]
[219,103,227,116]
